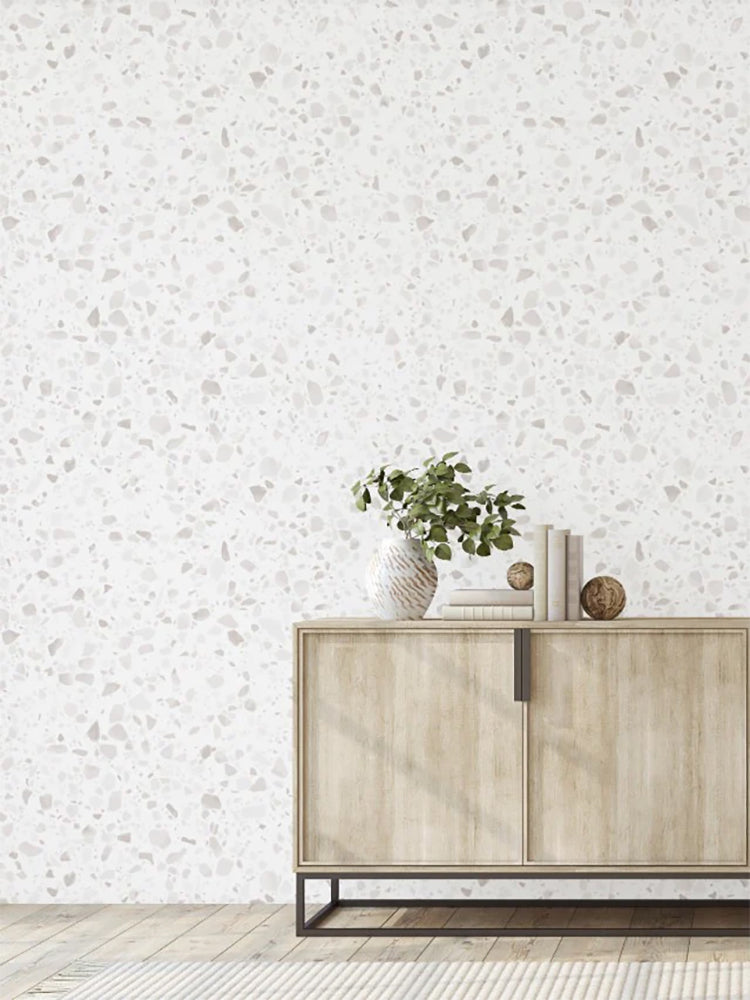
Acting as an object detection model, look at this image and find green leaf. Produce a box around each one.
[511,503,525,510]
[495,534,513,550]
[454,462,471,473]
[476,542,491,557]
[429,525,448,542]
[442,451,459,460]
[434,543,452,560]
[355,497,366,511]
[462,538,476,554]
[362,487,371,503]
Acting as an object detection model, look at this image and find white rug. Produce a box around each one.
[20,960,750,999]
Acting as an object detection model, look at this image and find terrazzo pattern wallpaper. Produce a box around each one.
[2,1,748,903]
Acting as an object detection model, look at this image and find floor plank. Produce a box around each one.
[83,905,220,962]
[0,900,745,996]
[216,906,306,962]
[505,906,576,930]
[690,905,750,931]
[629,906,693,931]
[619,936,692,962]
[445,906,516,929]
[347,907,446,962]
[152,905,281,961]
[416,935,496,962]
[286,906,397,962]
[568,906,635,929]
[0,906,46,933]
[484,936,561,961]
[552,935,626,962]
[1,905,104,944]
[384,907,454,930]
[687,936,750,962]
[0,906,160,999]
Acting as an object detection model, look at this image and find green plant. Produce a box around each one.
[351,453,525,561]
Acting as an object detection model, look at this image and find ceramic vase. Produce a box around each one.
[366,537,438,620]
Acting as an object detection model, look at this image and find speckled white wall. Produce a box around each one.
[1,1,748,903]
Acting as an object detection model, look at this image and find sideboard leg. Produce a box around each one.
[295,874,305,935]
[296,875,342,935]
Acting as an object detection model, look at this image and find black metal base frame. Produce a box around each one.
[296,872,750,937]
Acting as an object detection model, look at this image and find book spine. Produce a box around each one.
[566,534,583,620]
[533,524,552,621]
[441,606,534,621]
[547,528,569,621]
[449,590,534,606]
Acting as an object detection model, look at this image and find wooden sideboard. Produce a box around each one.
[293,618,749,935]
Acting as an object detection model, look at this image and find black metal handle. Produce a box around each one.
[513,628,531,702]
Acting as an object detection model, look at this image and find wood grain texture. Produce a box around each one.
[215,906,302,962]
[82,904,220,962]
[527,629,747,865]
[687,936,750,961]
[0,905,160,999]
[299,629,522,866]
[295,618,750,630]
[484,935,561,961]
[151,905,280,961]
[348,906,446,961]
[286,907,396,962]
[415,934,496,962]
[619,935,691,962]
[552,935,625,961]
[3,903,747,997]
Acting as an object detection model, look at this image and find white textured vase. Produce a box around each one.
[366,537,438,620]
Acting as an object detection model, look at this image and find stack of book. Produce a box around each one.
[441,589,533,620]
[533,524,583,621]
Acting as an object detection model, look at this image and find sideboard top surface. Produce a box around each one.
[295,617,749,630]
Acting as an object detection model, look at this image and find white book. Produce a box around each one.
[441,605,534,621]
[449,589,533,606]
[547,528,569,621]
[566,534,583,620]
[533,524,552,621]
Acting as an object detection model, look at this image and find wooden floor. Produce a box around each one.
[0,903,748,999]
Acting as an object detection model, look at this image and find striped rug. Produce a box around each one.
[21,959,750,999]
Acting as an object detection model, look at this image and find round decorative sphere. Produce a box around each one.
[580,576,626,620]
[507,561,534,590]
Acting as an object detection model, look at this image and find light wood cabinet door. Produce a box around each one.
[297,629,522,866]
[527,629,748,866]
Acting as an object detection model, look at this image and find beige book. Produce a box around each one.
[547,528,569,621]
[566,534,583,620]
[441,605,534,621]
[533,524,552,620]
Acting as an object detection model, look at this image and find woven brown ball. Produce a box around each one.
[507,561,534,590]
[580,576,626,620]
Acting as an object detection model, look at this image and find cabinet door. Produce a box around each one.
[298,629,522,867]
[527,630,747,866]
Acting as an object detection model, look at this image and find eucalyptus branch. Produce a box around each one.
[350,453,525,561]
